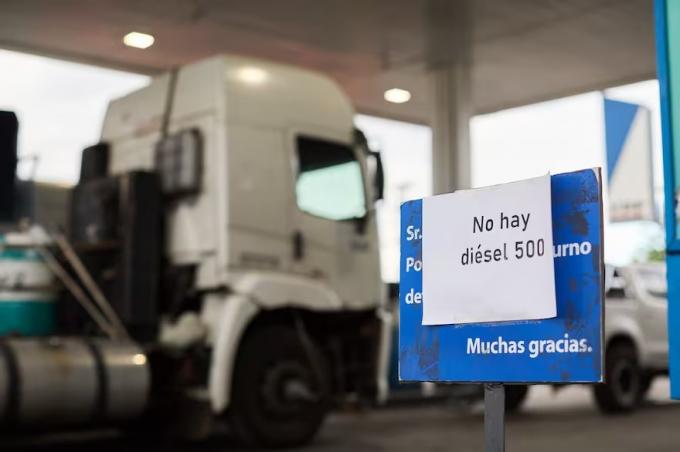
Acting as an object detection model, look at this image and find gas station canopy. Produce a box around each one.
[0,0,654,123]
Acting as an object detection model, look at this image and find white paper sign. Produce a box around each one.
[422,174,556,325]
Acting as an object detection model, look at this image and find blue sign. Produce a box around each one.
[399,169,604,383]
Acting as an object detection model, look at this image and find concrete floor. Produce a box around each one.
[5,378,680,452]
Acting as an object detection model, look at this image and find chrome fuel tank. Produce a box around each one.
[0,337,149,425]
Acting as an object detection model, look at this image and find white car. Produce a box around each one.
[509,263,668,414]
[596,263,668,412]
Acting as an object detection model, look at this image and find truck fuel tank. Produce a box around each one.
[0,337,149,426]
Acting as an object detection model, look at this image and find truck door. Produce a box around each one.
[289,134,379,307]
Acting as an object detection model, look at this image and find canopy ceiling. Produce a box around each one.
[0,0,655,123]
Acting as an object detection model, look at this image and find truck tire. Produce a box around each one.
[594,342,641,413]
[505,385,529,413]
[229,325,330,448]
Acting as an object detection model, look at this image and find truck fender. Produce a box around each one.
[204,273,354,413]
[204,293,259,413]
[230,271,344,311]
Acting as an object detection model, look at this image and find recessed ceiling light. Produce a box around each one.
[123,32,155,49]
[236,66,268,85]
[384,88,411,104]
[132,353,147,366]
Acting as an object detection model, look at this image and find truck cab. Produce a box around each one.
[55,55,388,446]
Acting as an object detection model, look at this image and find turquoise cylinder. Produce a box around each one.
[0,234,56,336]
[0,292,55,336]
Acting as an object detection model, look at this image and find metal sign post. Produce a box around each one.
[484,384,505,452]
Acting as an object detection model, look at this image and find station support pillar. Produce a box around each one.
[430,61,473,194]
[426,0,473,195]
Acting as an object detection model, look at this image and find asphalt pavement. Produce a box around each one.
[4,378,679,452]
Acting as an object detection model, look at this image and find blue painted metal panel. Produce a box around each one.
[655,0,679,250]
[399,169,603,383]
[604,98,639,181]
[655,0,680,398]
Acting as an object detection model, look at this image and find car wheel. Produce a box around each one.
[229,325,330,448]
[593,342,641,413]
[505,385,529,413]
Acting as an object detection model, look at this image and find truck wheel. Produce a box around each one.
[229,325,330,448]
[594,342,641,413]
[505,385,529,413]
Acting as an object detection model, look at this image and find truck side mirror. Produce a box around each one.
[370,149,385,202]
[155,128,203,198]
[353,128,384,203]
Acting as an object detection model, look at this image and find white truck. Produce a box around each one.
[0,55,390,447]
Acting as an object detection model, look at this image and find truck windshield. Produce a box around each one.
[295,136,366,221]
